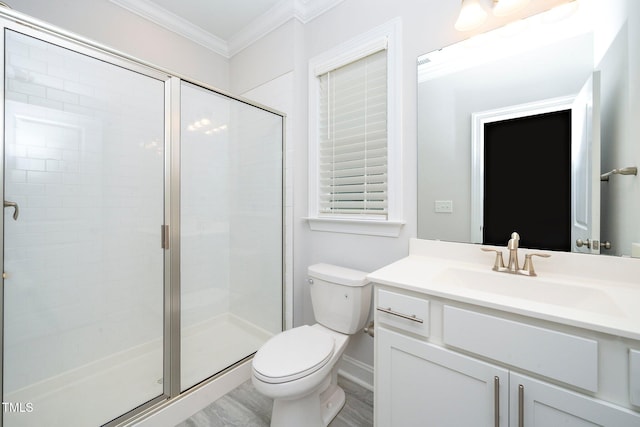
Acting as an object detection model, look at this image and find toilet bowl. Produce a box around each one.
[251,263,371,427]
[252,324,349,426]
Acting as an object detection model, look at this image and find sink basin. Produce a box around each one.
[434,267,623,317]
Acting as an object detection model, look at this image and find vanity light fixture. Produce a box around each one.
[493,0,530,17]
[454,0,539,31]
[454,0,488,32]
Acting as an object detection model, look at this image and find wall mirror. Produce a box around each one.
[417,1,640,257]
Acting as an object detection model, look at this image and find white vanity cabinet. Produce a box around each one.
[512,373,640,427]
[374,286,640,427]
[377,326,508,426]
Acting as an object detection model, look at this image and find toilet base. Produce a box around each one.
[319,382,346,426]
[270,378,346,427]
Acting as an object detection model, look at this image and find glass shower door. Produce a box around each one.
[2,30,166,426]
[180,82,283,390]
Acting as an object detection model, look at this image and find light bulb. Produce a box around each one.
[455,0,488,32]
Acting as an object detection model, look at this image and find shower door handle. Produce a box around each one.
[4,200,19,220]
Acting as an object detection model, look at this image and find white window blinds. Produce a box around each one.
[318,49,388,218]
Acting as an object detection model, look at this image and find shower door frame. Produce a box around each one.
[0,7,285,427]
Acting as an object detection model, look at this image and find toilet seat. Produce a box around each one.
[253,325,334,384]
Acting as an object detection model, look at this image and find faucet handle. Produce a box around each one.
[520,253,551,277]
[481,248,506,271]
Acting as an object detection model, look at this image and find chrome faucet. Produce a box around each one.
[481,232,550,277]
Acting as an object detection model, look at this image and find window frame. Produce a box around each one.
[306,18,404,237]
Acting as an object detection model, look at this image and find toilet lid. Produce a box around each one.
[253,325,334,384]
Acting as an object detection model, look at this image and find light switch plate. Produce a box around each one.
[434,200,453,213]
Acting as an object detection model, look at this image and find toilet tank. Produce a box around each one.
[307,263,372,334]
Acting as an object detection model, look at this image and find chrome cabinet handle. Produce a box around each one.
[376,306,424,324]
[4,200,19,220]
[494,376,500,427]
[518,384,524,427]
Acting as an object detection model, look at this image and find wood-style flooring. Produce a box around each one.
[176,376,373,427]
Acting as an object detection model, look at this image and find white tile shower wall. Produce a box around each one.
[3,30,164,392]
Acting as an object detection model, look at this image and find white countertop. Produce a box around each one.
[368,239,640,341]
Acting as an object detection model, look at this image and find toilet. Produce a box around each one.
[251,263,371,427]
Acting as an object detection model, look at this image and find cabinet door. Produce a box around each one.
[376,327,508,427]
[510,373,640,426]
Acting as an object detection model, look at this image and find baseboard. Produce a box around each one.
[338,355,373,392]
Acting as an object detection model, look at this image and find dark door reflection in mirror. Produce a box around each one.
[483,110,571,251]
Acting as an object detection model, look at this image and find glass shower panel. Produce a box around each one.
[2,30,165,426]
[180,82,282,391]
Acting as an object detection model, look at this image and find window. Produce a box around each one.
[307,19,403,237]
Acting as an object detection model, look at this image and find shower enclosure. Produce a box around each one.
[0,9,283,427]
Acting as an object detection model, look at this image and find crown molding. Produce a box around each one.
[227,0,295,58]
[111,0,343,59]
[293,0,345,23]
[228,0,344,56]
[110,0,228,56]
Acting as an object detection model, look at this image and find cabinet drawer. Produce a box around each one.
[443,305,598,392]
[376,289,430,337]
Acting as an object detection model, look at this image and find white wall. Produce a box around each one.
[230,21,297,95]
[8,0,230,89]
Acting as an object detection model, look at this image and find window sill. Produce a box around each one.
[305,217,405,237]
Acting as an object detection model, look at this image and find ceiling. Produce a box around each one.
[110,0,343,58]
